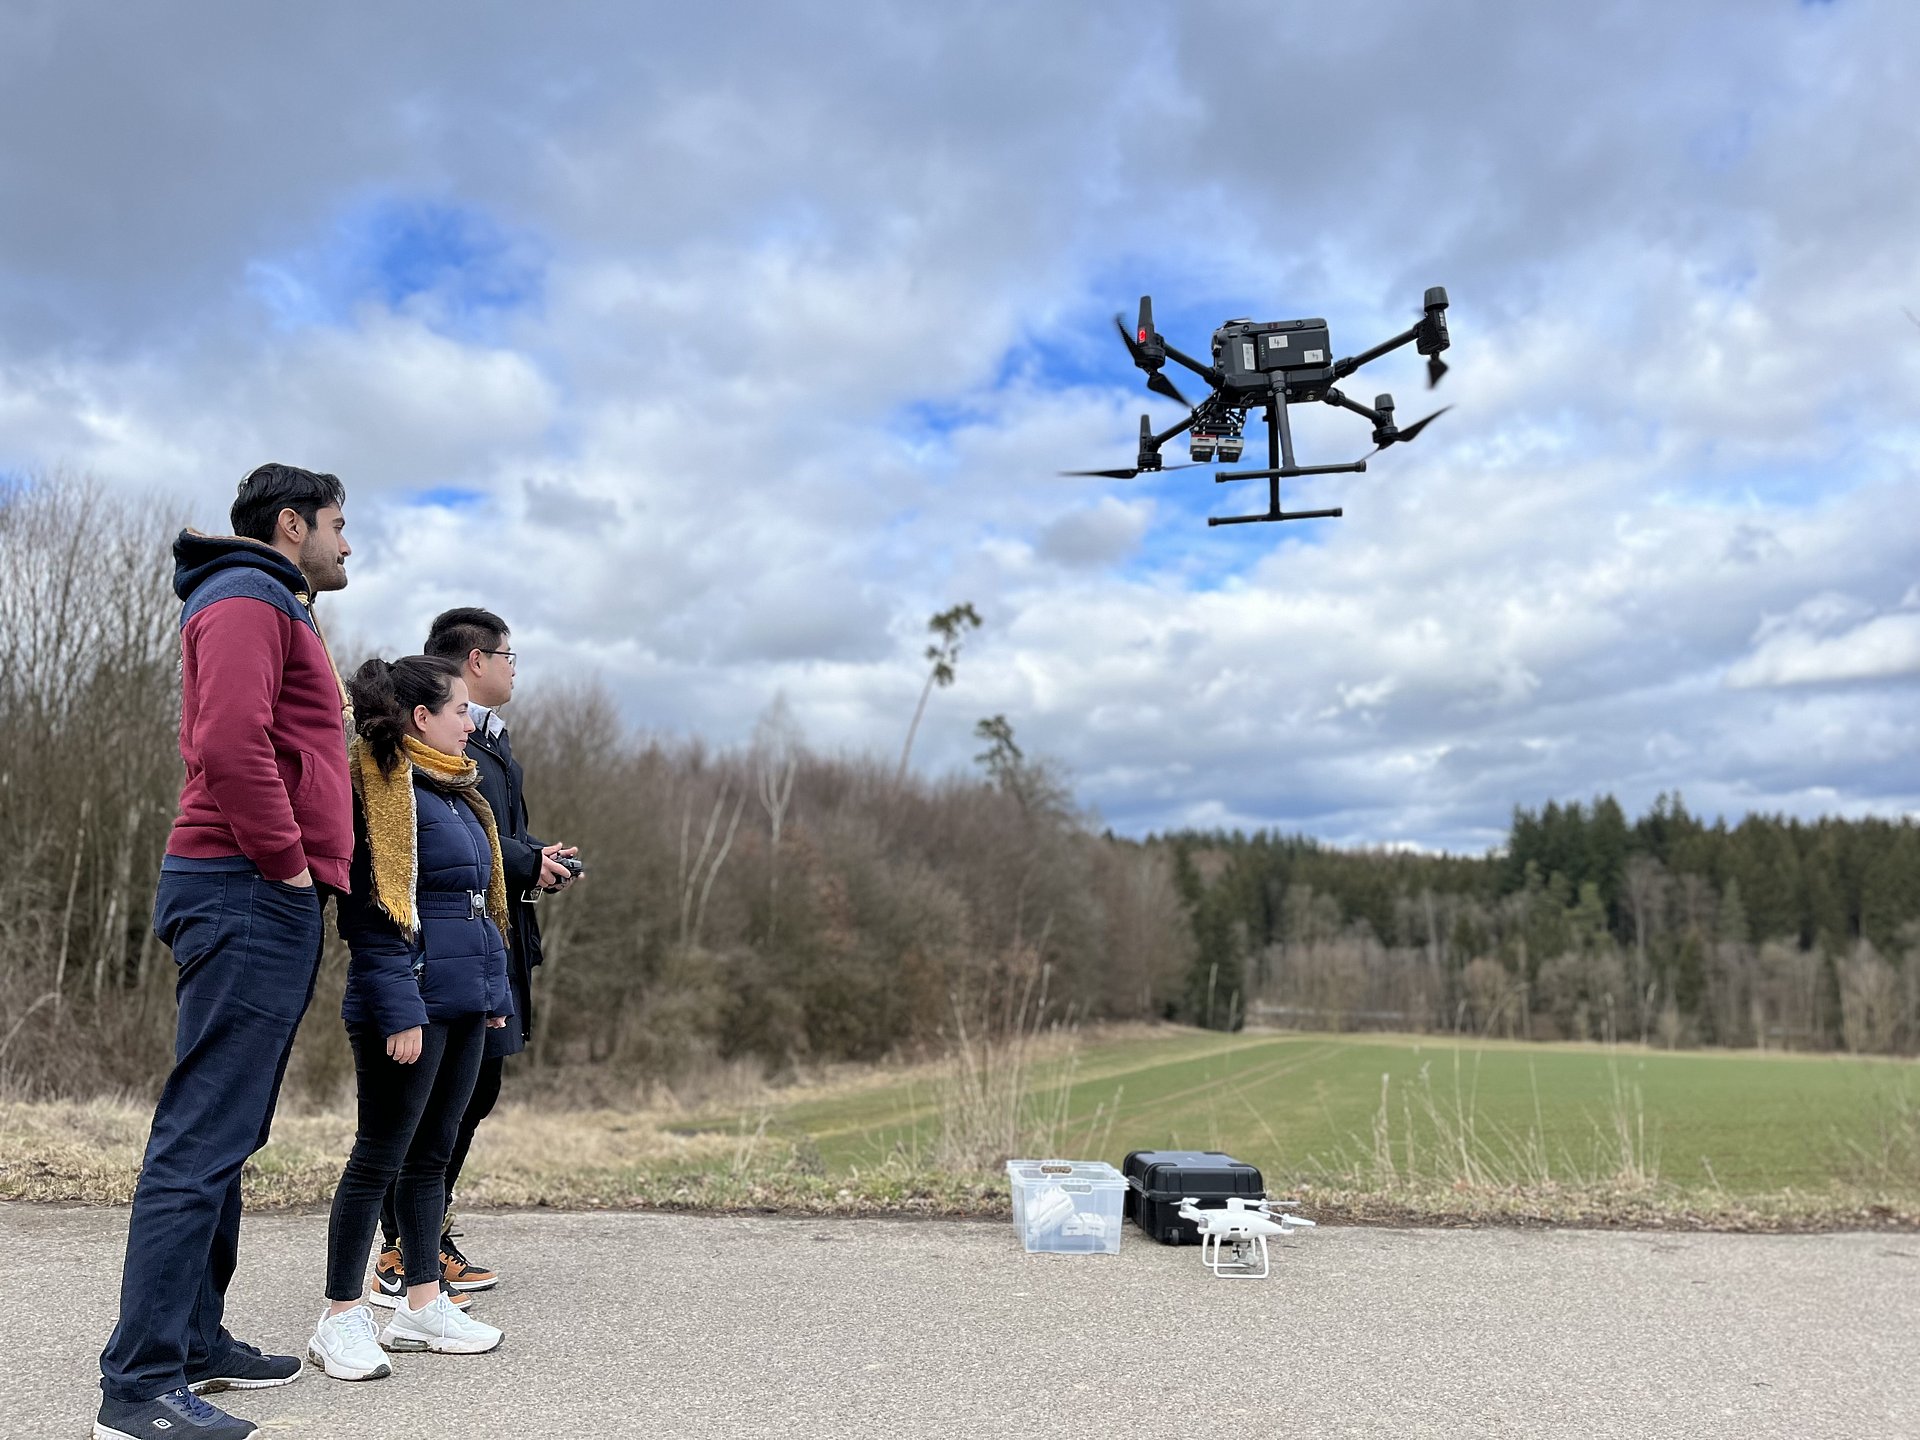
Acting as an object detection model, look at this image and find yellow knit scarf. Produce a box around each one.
[350,734,511,944]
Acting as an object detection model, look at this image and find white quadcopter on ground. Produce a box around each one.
[1176,1196,1316,1280]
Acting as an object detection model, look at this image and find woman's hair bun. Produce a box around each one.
[347,654,462,774]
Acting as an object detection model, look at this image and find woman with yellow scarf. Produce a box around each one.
[308,655,514,1379]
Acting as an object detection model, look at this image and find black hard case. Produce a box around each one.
[1122,1149,1265,1245]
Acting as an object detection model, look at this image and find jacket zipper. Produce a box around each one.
[448,795,496,1012]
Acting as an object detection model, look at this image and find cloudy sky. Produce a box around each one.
[3,0,1916,849]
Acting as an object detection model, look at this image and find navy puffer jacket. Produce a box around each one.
[338,775,514,1037]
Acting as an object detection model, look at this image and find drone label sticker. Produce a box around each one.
[1304,349,1324,364]
[1240,341,1256,369]
[1267,334,1288,348]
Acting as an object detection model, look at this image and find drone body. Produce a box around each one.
[1064,287,1455,526]
[1175,1195,1316,1279]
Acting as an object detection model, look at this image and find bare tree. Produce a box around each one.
[1622,854,1669,1043]
[679,781,746,952]
[895,602,982,785]
[753,694,801,941]
[1839,940,1900,1054]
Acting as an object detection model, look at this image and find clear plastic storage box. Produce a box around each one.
[1005,1159,1127,1255]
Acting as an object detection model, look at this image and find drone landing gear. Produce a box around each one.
[1200,1231,1271,1280]
[1209,384,1362,528]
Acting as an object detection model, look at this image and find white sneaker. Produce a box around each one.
[307,1305,393,1381]
[378,1291,504,1355]
[366,1278,473,1312]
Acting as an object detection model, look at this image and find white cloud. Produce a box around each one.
[2,0,1919,849]
[1727,599,1920,689]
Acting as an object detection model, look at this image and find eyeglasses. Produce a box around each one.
[479,648,518,667]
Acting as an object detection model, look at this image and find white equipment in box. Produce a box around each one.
[1006,1160,1127,1255]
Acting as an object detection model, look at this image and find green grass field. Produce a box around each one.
[749,1030,1920,1199]
[7,1029,1916,1229]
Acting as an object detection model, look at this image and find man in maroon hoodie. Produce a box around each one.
[98,464,354,1440]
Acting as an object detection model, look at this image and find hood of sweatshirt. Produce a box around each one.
[172,530,309,604]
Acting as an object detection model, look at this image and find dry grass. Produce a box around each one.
[8,1030,1920,1233]
[0,1095,997,1217]
[5,1094,1914,1231]
[1320,1049,1661,1194]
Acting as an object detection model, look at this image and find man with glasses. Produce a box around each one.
[361,607,577,1305]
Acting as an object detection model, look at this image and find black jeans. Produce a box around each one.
[325,1015,485,1299]
[380,1051,504,1247]
[100,865,325,1403]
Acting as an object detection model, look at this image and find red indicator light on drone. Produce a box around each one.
[1137,328,1148,343]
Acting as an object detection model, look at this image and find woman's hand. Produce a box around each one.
[486,1016,507,1029]
[386,1026,423,1064]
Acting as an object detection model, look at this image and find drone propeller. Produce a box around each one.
[1365,405,1452,458]
[1396,405,1450,443]
[1061,410,1201,479]
[1147,369,1191,407]
[1059,462,1203,480]
[1113,300,1191,407]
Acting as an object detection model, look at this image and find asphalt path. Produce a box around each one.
[12,1204,1917,1439]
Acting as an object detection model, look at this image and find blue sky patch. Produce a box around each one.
[404,485,488,510]
[246,197,544,337]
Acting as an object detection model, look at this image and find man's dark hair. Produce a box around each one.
[425,606,509,664]
[231,462,346,544]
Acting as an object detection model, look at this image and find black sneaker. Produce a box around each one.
[95,1387,257,1440]
[185,1339,301,1394]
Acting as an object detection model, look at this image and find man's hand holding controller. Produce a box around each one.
[538,843,583,892]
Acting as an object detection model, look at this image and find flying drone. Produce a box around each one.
[1175,1195,1317,1279]
[1062,287,1454,526]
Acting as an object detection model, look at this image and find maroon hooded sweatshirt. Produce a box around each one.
[165,532,353,890]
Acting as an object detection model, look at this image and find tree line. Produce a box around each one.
[4,473,1914,1106]
[0,476,1194,1101]
[1162,794,1920,1052]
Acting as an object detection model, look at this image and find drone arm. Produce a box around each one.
[1322,387,1386,425]
[1149,410,1200,449]
[1161,341,1223,387]
[1332,322,1421,379]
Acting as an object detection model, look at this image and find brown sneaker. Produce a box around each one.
[370,1245,405,1305]
[440,1235,498,1292]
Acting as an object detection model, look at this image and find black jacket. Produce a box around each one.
[467,709,544,1057]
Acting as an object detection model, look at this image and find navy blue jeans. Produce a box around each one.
[99,863,326,1403]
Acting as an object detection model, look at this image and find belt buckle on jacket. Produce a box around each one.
[468,890,485,920]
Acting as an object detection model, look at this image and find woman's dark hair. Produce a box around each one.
[231,462,346,544]
[348,655,464,774]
